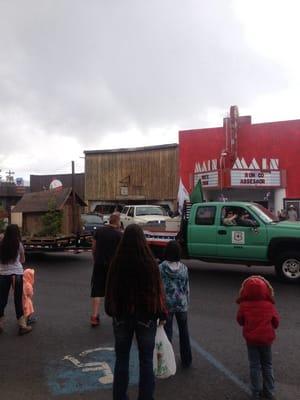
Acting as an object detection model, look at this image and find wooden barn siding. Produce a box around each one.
[63,200,84,234]
[22,204,83,236]
[23,213,44,236]
[85,148,178,201]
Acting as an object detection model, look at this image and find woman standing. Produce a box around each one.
[105,224,166,400]
[0,224,32,335]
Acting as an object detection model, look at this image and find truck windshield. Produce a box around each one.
[249,204,276,223]
[136,207,166,216]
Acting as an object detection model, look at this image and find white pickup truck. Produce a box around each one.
[120,205,171,229]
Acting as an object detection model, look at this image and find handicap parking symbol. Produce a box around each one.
[46,346,139,395]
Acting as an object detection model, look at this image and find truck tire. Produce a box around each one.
[275,251,300,282]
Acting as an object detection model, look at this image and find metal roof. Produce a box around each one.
[12,187,86,213]
[84,143,178,155]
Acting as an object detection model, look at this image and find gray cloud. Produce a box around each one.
[0,0,287,176]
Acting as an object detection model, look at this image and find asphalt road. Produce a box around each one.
[0,252,299,400]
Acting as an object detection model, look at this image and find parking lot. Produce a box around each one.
[0,252,299,400]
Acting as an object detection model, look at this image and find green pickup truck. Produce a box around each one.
[185,201,300,282]
[147,201,300,283]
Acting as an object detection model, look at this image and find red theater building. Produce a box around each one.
[179,106,300,216]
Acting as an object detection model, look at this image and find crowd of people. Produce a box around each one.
[0,215,280,400]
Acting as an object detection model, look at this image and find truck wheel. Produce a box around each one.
[275,252,300,282]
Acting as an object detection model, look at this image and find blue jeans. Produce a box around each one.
[113,317,157,400]
[164,311,192,367]
[247,344,275,399]
[0,274,24,320]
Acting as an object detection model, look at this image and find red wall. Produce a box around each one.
[179,127,224,192]
[179,119,300,198]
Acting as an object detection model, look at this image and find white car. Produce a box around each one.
[120,205,171,228]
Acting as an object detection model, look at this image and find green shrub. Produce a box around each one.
[40,198,63,236]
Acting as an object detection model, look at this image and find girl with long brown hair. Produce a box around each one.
[0,224,32,335]
[105,224,166,400]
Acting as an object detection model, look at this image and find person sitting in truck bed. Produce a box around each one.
[223,210,238,226]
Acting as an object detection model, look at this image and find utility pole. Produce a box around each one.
[71,161,77,234]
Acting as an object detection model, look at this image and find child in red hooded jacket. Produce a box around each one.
[23,268,37,325]
[236,275,279,400]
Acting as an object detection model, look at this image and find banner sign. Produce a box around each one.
[231,170,281,187]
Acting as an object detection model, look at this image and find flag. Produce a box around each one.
[190,179,204,204]
[177,178,190,214]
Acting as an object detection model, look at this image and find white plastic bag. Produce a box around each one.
[153,325,176,379]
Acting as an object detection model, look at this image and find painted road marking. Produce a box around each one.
[190,337,250,394]
[47,338,250,396]
[173,327,251,395]
[46,345,138,395]
[63,353,114,384]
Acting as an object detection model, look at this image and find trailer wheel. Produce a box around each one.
[275,251,300,282]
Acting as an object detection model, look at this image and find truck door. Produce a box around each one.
[120,206,133,228]
[216,206,268,260]
[187,205,217,258]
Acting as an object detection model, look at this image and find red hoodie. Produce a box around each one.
[236,276,280,346]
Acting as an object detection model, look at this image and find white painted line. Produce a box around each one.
[80,347,114,356]
[190,336,250,394]
[175,329,251,395]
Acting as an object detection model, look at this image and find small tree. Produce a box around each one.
[40,198,63,236]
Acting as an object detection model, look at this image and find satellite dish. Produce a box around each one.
[49,179,63,191]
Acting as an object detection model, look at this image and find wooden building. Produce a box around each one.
[30,173,85,201]
[84,144,178,212]
[0,182,29,222]
[11,187,86,236]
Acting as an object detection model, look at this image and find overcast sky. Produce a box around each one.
[0,0,299,182]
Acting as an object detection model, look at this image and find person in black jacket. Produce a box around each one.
[105,224,167,400]
[90,213,122,326]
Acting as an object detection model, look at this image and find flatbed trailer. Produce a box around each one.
[22,233,93,253]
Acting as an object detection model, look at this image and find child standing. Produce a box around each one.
[23,268,37,325]
[159,240,192,368]
[236,276,280,400]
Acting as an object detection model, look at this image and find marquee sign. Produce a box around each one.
[194,159,219,188]
[193,157,282,188]
[194,171,219,187]
[231,157,281,187]
[231,170,281,187]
